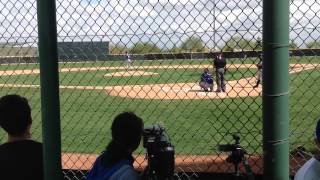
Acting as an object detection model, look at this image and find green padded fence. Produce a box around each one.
[0,0,319,179]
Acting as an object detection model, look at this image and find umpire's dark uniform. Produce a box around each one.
[214,54,227,92]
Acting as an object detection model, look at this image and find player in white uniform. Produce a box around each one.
[294,118,320,180]
[126,51,133,69]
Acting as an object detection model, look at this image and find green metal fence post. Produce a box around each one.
[263,0,289,179]
[36,0,62,179]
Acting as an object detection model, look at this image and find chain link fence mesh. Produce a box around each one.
[0,0,320,179]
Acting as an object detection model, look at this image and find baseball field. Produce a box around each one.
[0,58,319,158]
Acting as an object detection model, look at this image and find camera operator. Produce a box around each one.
[87,112,144,180]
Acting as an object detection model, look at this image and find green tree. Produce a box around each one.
[109,44,127,54]
[289,40,298,49]
[306,41,320,49]
[130,42,162,54]
[253,37,262,50]
[222,36,255,51]
[180,36,205,52]
[169,45,183,53]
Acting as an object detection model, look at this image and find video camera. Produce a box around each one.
[218,133,241,151]
[143,124,175,180]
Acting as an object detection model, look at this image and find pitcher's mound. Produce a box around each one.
[104,71,158,77]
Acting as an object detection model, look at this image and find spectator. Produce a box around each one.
[294,118,320,180]
[87,112,144,180]
[0,94,43,180]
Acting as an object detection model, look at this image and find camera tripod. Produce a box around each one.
[226,146,254,180]
[218,134,255,180]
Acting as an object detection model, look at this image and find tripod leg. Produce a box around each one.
[243,160,255,180]
[234,164,241,180]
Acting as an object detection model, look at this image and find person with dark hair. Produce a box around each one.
[87,112,144,180]
[0,94,43,180]
[294,118,320,180]
[214,53,227,92]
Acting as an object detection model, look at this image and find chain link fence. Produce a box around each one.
[0,0,320,179]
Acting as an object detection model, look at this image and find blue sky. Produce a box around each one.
[0,0,319,48]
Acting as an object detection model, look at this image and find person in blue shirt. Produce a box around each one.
[294,118,320,180]
[199,68,214,92]
[87,112,144,180]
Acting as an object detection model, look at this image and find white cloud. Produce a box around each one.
[0,0,319,48]
[154,0,200,6]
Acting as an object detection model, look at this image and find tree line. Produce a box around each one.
[109,36,320,54]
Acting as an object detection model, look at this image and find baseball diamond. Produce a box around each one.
[0,59,319,175]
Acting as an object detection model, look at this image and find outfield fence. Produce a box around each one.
[0,0,320,179]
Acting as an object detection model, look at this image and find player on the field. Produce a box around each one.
[125,51,133,69]
[199,68,214,92]
[254,53,263,88]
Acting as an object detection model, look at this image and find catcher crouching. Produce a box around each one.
[199,68,214,92]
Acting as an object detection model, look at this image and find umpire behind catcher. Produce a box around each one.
[213,53,227,92]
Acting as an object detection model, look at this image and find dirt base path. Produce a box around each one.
[0,64,315,173]
[104,70,159,77]
[0,64,241,76]
[61,152,304,175]
[105,64,317,100]
[61,152,263,173]
[106,77,260,100]
[1,63,311,76]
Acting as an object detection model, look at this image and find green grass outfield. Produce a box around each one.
[0,58,319,155]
